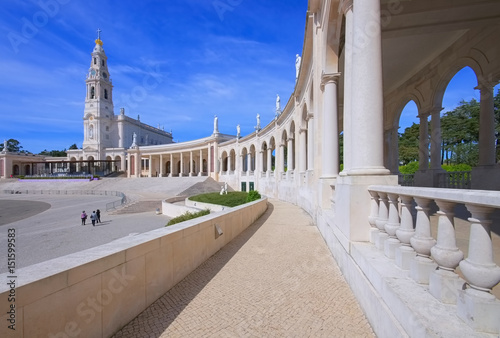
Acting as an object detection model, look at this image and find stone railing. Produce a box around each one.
[0,197,268,337]
[368,185,500,334]
[437,171,471,189]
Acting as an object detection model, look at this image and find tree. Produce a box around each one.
[398,123,421,165]
[69,143,78,150]
[0,138,23,152]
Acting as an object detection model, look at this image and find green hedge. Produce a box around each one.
[189,191,250,207]
[246,190,261,202]
[166,209,210,226]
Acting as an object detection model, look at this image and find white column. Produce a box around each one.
[321,73,340,178]
[307,115,314,170]
[267,148,272,173]
[199,149,203,176]
[148,155,152,177]
[299,129,307,172]
[159,154,163,177]
[180,152,184,176]
[247,153,251,174]
[430,108,443,170]
[228,152,232,173]
[477,84,496,166]
[341,1,353,173]
[207,144,211,175]
[189,151,193,176]
[287,138,294,171]
[349,0,388,175]
[169,153,173,177]
[418,113,429,170]
[279,143,285,173]
[259,150,264,175]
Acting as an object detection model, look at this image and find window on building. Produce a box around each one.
[102,60,104,66]
[106,126,109,131]
[106,135,109,140]
[104,89,108,99]
[91,86,95,99]
[94,58,96,65]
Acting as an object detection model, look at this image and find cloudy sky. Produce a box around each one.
[0,0,495,153]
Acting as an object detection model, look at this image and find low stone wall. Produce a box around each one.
[161,196,200,217]
[0,197,268,337]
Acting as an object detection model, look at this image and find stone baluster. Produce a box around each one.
[409,197,437,284]
[395,195,416,270]
[384,193,401,259]
[429,200,464,304]
[375,192,389,250]
[457,204,500,333]
[368,190,380,244]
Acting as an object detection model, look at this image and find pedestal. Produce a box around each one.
[384,238,401,259]
[395,245,415,270]
[429,269,465,304]
[457,288,500,334]
[370,228,379,244]
[410,256,437,284]
[376,232,388,251]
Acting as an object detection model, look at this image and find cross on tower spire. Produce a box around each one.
[97,28,102,40]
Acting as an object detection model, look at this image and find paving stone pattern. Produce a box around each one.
[112,200,375,337]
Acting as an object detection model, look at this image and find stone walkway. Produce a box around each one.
[112,200,375,337]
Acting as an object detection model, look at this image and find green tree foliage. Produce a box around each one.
[69,143,78,150]
[39,149,67,157]
[0,138,23,152]
[398,123,421,165]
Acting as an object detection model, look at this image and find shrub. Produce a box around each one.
[166,209,210,226]
[189,191,249,207]
[399,161,419,174]
[246,190,261,202]
[441,164,472,172]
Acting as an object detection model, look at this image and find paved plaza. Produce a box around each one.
[112,200,375,337]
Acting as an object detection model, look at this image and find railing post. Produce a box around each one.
[429,200,464,304]
[395,195,416,270]
[384,193,401,258]
[375,192,389,250]
[368,190,380,244]
[457,204,500,333]
[410,197,437,284]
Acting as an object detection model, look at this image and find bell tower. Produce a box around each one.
[82,29,114,158]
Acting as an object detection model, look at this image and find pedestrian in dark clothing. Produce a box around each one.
[90,211,97,226]
[81,211,87,225]
[96,209,101,223]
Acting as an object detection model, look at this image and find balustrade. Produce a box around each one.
[367,185,500,333]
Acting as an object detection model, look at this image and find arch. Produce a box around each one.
[289,121,296,171]
[241,147,248,172]
[114,155,122,171]
[104,89,108,100]
[229,149,236,171]
[249,144,256,171]
[166,161,171,175]
[432,60,482,109]
[281,130,288,171]
[261,141,268,172]
[221,150,228,172]
[24,164,30,176]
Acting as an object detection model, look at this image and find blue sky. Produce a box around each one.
[0,0,495,153]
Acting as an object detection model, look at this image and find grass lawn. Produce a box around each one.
[188,191,249,207]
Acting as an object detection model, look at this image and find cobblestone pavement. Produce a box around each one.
[112,200,375,337]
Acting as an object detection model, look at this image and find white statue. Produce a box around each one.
[220,185,225,195]
[131,132,137,147]
[89,125,94,139]
[224,182,228,194]
[295,54,301,79]
[214,115,219,133]
[236,124,241,138]
[256,114,261,129]
[276,94,280,112]
[3,139,7,152]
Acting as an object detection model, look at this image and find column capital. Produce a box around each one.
[320,72,341,91]
[299,127,307,134]
[339,0,353,14]
[421,106,443,117]
[287,137,294,142]
[306,112,314,120]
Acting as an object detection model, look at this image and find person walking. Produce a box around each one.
[90,211,97,226]
[96,209,101,223]
[81,211,87,225]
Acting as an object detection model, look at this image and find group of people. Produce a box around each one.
[80,209,101,226]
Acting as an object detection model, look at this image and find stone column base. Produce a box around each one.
[410,256,437,284]
[375,232,388,251]
[370,228,379,244]
[384,238,400,259]
[429,269,465,304]
[457,288,500,334]
[395,245,415,270]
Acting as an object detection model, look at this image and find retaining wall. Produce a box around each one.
[0,197,268,337]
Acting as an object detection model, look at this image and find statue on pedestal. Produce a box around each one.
[255,114,261,131]
[295,54,301,80]
[237,124,241,138]
[276,94,280,112]
[214,115,219,134]
[131,132,137,147]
